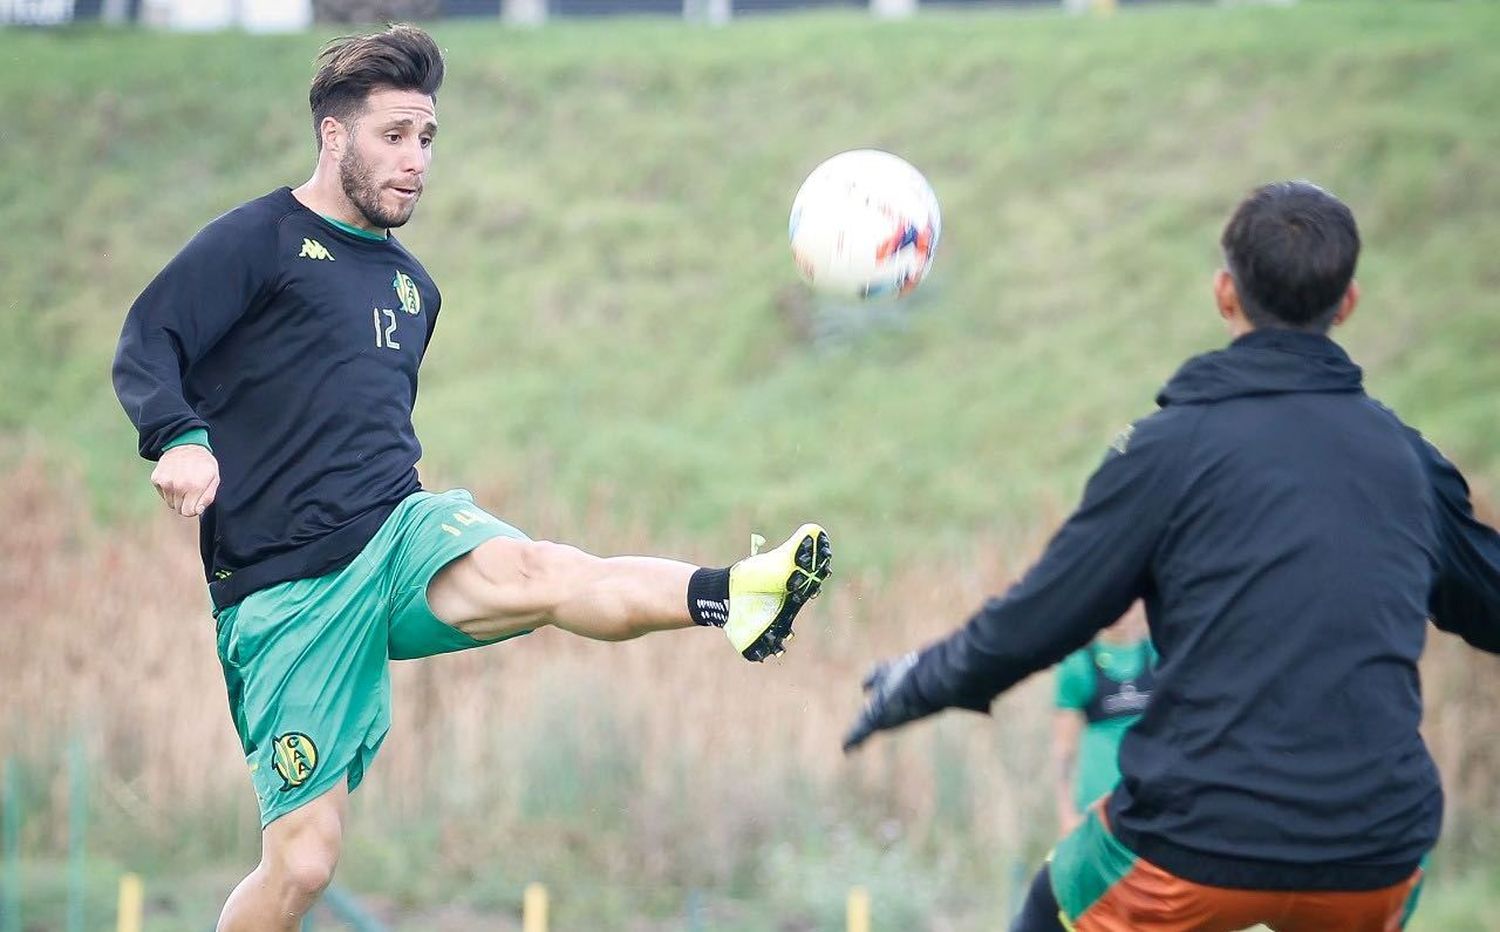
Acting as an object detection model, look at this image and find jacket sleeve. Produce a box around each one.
[112,211,278,460]
[1416,436,1500,653]
[906,408,1189,714]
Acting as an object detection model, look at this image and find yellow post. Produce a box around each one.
[1094,0,1119,14]
[116,873,143,932]
[847,885,871,932]
[523,882,549,932]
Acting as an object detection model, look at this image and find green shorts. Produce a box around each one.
[214,489,529,828]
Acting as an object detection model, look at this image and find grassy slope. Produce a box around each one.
[2,1,1498,565]
[3,3,1500,926]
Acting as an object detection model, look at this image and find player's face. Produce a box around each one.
[339,88,437,230]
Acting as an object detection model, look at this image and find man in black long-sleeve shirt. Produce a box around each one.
[113,25,831,932]
[844,181,1500,931]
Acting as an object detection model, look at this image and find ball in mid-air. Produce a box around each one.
[788,149,941,299]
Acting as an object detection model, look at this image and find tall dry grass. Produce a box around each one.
[0,462,1055,876]
[3,458,1500,911]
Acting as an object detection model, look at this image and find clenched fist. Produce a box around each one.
[151,444,220,517]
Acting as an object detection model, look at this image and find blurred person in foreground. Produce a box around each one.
[844,181,1500,931]
[1052,602,1155,837]
[112,24,831,932]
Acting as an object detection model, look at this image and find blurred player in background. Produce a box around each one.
[1052,602,1154,836]
[845,181,1500,931]
[112,24,831,931]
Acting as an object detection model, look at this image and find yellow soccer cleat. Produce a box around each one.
[725,523,832,661]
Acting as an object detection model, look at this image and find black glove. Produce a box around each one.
[842,651,932,753]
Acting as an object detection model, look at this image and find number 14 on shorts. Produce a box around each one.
[440,508,495,537]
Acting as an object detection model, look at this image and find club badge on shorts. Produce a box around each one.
[271,732,319,791]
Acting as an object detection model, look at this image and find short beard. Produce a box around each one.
[339,137,417,231]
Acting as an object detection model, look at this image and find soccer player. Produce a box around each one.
[843,181,1500,931]
[112,25,831,932]
[1051,603,1154,836]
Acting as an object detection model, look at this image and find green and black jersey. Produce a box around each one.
[113,187,442,610]
[1055,639,1156,813]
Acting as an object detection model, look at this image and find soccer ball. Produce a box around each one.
[788,149,941,299]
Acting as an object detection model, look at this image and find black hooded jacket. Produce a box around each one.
[905,328,1500,889]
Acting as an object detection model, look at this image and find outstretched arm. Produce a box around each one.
[845,410,1190,750]
[1414,435,1500,653]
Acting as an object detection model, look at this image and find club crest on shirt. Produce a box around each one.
[393,270,421,316]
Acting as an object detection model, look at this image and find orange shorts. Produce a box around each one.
[1049,803,1424,932]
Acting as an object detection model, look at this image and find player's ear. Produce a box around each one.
[319,116,346,158]
[1331,280,1359,328]
[1213,268,1240,322]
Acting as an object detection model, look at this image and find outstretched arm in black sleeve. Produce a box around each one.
[845,409,1190,751]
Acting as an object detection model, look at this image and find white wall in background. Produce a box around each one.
[243,0,312,32]
[139,0,311,31]
[1,0,76,25]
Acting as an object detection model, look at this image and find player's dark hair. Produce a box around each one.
[1220,181,1360,333]
[309,23,444,149]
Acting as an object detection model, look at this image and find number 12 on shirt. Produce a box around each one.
[373,308,401,350]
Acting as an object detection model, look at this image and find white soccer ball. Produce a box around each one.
[788,149,941,299]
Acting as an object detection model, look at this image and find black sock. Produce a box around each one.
[687,567,731,627]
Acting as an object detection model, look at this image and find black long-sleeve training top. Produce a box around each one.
[113,187,441,611]
[903,328,1500,890]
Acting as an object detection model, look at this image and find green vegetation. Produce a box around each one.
[4,1,1497,556]
[3,1,1499,927]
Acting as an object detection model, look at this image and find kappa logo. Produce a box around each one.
[298,238,335,261]
[393,270,421,315]
[270,732,319,792]
[1102,681,1151,716]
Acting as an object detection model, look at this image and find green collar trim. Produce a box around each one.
[321,214,387,241]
